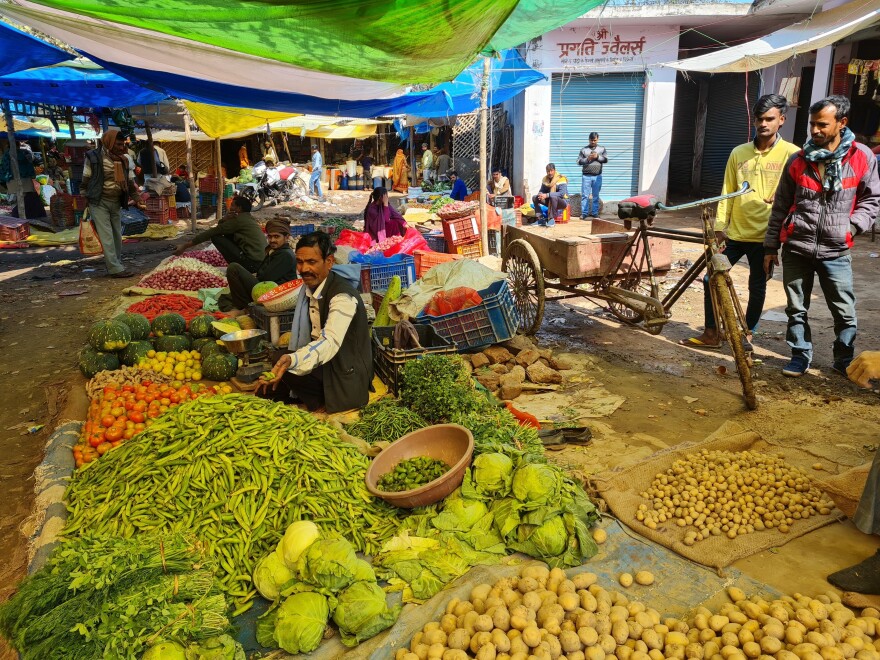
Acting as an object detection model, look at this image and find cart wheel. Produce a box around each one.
[713,274,757,410]
[606,272,644,325]
[502,239,545,335]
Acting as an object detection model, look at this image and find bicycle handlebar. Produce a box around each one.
[656,181,751,212]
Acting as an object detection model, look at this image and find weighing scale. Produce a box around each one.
[219,329,273,392]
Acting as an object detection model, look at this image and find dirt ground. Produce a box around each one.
[0,193,878,658]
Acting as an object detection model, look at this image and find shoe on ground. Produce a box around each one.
[109,270,136,279]
[827,550,880,594]
[782,356,810,377]
[831,358,853,376]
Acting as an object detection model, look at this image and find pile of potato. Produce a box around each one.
[395,563,880,660]
[637,449,836,544]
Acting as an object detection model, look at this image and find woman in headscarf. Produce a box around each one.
[239,143,250,169]
[363,187,407,243]
[219,217,298,313]
[391,148,409,193]
[82,128,135,278]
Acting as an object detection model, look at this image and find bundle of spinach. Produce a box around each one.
[0,534,231,660]
[399,355,484,424]
[345,399,428,445]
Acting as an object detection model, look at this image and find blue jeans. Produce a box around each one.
[581,174,602,216]
[703,239,766,331]
[309,169,324,199]
[781,247,856,364]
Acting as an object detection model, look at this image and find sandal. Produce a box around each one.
[679,336,721,349]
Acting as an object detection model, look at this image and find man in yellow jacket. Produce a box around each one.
[683,94,800,349]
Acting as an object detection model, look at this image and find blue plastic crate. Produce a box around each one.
[290,223,315,237]
[367,255,416,292]
[425,233,447,253]
[415,279,519,350]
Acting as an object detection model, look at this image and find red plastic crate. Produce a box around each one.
[454,239,483,260]
[177,206,191,219]
[168,207,178,221]
[145,195,169,213]
[413,249,463,278]
[0,217,30,241]
[442,215,480,250]
[146,208,172,225]
[199,176,219,193]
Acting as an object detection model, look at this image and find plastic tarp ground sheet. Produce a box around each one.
[2,0,598,86]
[0,61,166,108]
[0,20,73,76]
[661,0,880,73]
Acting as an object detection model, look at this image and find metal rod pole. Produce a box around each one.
[2,100,26,218]
[479,56,490,256]
[144,120,157,178]
[215,137,224,221]
[182,105,198,230]
[65,107,76,140]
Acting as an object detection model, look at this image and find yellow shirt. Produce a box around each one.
[715,137,800,242]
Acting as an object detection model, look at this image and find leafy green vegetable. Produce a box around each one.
[274,592,329,654]
[143,642,187,660]
[253,552,295,602]
[277,520,321,570]
[510,514,568,558]
[400,355,483,424]
[432,496,489,532]
[184,635,246,660]
[469,452,514,497]
[332,581,402,647]
[512,463,562,507]
[296,537,375,593]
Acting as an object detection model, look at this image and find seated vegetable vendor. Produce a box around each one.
[218,218,297,314]
[173,195,266,271]
[531,163,568,227]
[487,168,511,202]
[256,232,372,413]
[363,186,407,243]
[449,171,468,201]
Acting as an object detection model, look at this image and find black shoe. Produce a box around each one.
[832,359,853,376]
[827,550,880,594]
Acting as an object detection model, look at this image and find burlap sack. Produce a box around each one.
[816,463,871,519]
[593,421,842,570]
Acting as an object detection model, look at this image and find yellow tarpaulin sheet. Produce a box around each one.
[184,101,300,139]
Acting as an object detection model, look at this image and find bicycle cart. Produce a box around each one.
[502,183,757,410]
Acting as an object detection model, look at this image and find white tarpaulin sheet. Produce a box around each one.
[661,0,880,73]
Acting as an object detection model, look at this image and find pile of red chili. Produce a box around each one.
[126,294,227,324]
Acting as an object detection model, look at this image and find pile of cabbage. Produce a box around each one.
[374,453,600,602]
[251,521,401,653]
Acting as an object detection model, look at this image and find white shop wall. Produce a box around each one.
[516,20,680,201]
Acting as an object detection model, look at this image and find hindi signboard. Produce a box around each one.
[528,25,659,72]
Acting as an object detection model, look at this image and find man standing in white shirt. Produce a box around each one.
[257,232,371,412]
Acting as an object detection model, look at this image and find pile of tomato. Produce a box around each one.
[74,380,232,468]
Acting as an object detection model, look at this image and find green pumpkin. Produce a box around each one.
[113,312,151,341]
[79,346,120,378]
[189,314,216,339]
[154,334,192,353]
[88,320,132,352]
[120,340,153,366]
[192,337,216,352]
[199,341,227,357]
[151,313,186,337]
[201,353,239,381]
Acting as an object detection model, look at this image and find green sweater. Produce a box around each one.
[192,212,267,264]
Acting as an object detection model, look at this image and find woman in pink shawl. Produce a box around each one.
[363,187,407,243]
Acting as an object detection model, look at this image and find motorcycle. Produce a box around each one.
[239,161,308,211]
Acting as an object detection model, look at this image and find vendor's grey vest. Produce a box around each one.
[317,271,372,413]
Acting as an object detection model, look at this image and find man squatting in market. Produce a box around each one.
[173,195,267,271]
[256,231,372,414]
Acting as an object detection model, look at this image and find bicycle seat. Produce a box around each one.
[617,194,659,221]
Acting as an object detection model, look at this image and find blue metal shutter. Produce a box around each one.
[700,72,759,197]
[550,73,645,200]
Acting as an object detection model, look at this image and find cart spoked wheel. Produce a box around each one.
[502,239,545,335]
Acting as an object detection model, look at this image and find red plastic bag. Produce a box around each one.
[383,227,429,257]
[336,229,372,252]
[424,287,483,317]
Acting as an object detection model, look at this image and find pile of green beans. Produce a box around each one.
[345,399,428,445]
[377,457,450,492]
[63,394,408,613]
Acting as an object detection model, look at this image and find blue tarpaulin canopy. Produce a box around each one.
[0,61,166,108]
[91,49,543,119]
[0,21,73,77]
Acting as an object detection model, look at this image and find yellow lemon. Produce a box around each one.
[147,349,156,358]
[191,372,202,381]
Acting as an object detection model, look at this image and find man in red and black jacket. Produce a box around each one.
[764,95,880,378]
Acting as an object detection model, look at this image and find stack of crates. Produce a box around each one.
[49,193,87,229]
[0,216,30,242]
[442,215,481,258]
[145,195,172,224]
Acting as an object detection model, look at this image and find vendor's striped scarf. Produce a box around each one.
[803,126,854,193]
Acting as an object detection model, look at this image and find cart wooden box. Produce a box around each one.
[503,219,671,282]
